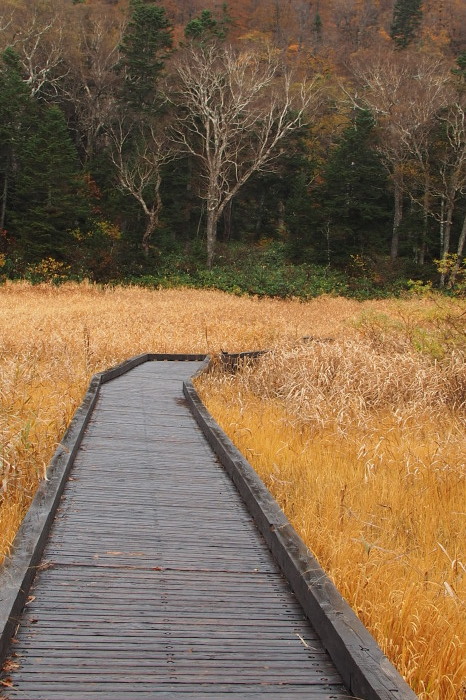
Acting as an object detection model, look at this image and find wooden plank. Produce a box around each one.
[2,688,347,699]
[0,359,364,699]
[184,372,418,700]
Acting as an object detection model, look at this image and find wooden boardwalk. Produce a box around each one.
[1,360,354,699]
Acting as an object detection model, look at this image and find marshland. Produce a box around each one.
[0,282,464,699]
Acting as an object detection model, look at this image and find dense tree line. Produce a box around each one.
[0,0,465,292]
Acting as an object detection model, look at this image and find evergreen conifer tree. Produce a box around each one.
[318,109,391,262]
[390,0,423,49]
[184,6,232,43]
[10,105,88,263]
[116,0,173,113]
[452,52,466,82]
[313,13,323,43]
[0,49,32,232]
[285,170,318,262]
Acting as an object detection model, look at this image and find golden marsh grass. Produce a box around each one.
[0,281,361,558]
[197,336,465,699]
[0,280,465,698]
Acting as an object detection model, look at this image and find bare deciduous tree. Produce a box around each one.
[109,118,177,257]
[449,213,466,288]
[350,53,466,284]
[168,44,321,267]
[62,8,123,162]
[350,52,451,261]
[0,12,12,42]
[433,100,466,286]
[8,6,67,98]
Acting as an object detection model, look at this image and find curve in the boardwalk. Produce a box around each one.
[0,355,416,699]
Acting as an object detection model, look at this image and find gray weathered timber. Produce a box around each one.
[0,353,206,668]
[184,375,418,700]
[1,359,353,699]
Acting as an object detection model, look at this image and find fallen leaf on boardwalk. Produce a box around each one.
[2,661,19,673]
[37,561,53,571]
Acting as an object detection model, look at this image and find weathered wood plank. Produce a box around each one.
[0,360,355,698]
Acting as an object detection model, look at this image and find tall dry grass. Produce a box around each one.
[197,318,465,700]
[1,281,464,698]
[0,281,361,560]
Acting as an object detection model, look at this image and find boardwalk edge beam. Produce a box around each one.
[0,353,206,666]
[0,352,418,700]
[183,363,417,700]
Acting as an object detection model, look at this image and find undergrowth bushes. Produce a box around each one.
[126,245,351,298]
[7,242,452,300]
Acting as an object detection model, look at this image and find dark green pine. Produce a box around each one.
[0,49,33,232]
[184,6,232,42]
[390,0,423,49]
[452,52,466,82]
[318,109,391,261]
[10,105,88,263]
[116,0,173,113]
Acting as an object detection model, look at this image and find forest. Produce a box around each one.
[0,0,465,296]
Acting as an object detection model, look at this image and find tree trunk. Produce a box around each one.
[184,157,193,228]
[223,199,232,242]
[206,207,219,269]
[391,172,403,261]
[141,213,157,257]
[440,199,454,287]
[439,195,445,255]
[443,202,454,257]
[277,199,286,235]
[254,192,265,239]
[447,213,466,289]
[141,174,162,258]
[0,171,7,231]
[419,177,430,266]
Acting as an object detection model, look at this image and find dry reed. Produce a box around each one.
[1,280,464,698]
[197,330,465,700]
[0,281,361,559]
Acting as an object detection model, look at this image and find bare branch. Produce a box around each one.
[108,116,179,255]
[167,44,321,266]
[60,11,124,161]
[10,8,68,98]
[349,51,454,261]
[0,12,13,39]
